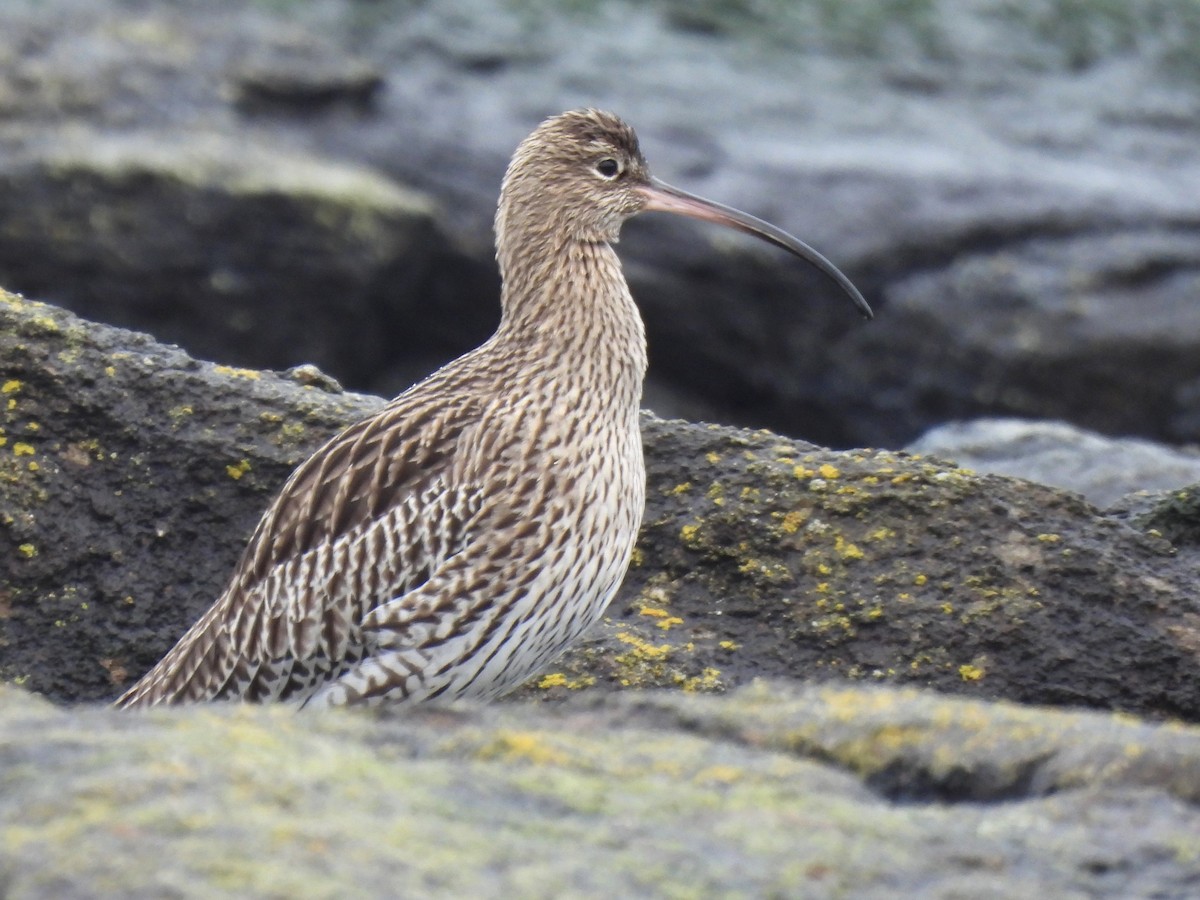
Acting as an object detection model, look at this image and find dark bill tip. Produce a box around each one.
[638,177,872,320]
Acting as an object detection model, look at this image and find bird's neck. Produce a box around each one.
[494,236,648,402]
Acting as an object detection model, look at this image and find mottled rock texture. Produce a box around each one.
[2,291,1197,722]
[1,682,1198,898]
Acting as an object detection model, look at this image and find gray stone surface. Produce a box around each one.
[3,291,1198,723]
[2,681,1198,898]
[907,417,1200,508]
[0,1,1198,447]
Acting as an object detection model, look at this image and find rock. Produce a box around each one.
[0,2,1199,447]
[906,418,1200,508]
[1132,484,1200,551]
[0,682,1197,896]
[2,291,1198,722]
[228,51,385,114]
[0,129,476,392]
[842,231,1200,447]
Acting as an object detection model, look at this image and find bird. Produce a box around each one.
[115,109,871,709]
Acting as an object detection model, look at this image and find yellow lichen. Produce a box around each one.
[775,510,805,534]
[1,380,20,394]
[913,574,928,586]
[214,365,262,380]
[18,543,36,558]
[477,731,570,767]
[669,481,692,495]
[818,463,840,479]
[958,664,985,682]
[12,442,34,457]
[677,667,722,693]
[535,672,595,691]
[718,640,740,651]
[1037,533,1062,543]
[834,535,864,560]
[615,632,671,660]
[693,765,742,784]
[705,451,721,464]
[225,459,252,480]
[680,523,700,545]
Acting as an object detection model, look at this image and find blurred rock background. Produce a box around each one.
[1,0,1198,469]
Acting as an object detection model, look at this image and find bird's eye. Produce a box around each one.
[595,158,621,179]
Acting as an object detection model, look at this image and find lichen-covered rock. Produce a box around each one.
[0,130,451,389]
[1,682,1197,897]
[2,291,1198,721]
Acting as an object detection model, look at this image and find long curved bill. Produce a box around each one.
[638,177,872,320]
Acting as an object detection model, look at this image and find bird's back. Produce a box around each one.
[115,328,646,708]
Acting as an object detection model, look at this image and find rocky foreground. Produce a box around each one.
[2,290,1199,895]
[3,682,1199,897]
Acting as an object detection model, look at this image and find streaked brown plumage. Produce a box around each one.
[115,109,870,709]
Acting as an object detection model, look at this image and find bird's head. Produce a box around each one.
[497,109,871,319]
